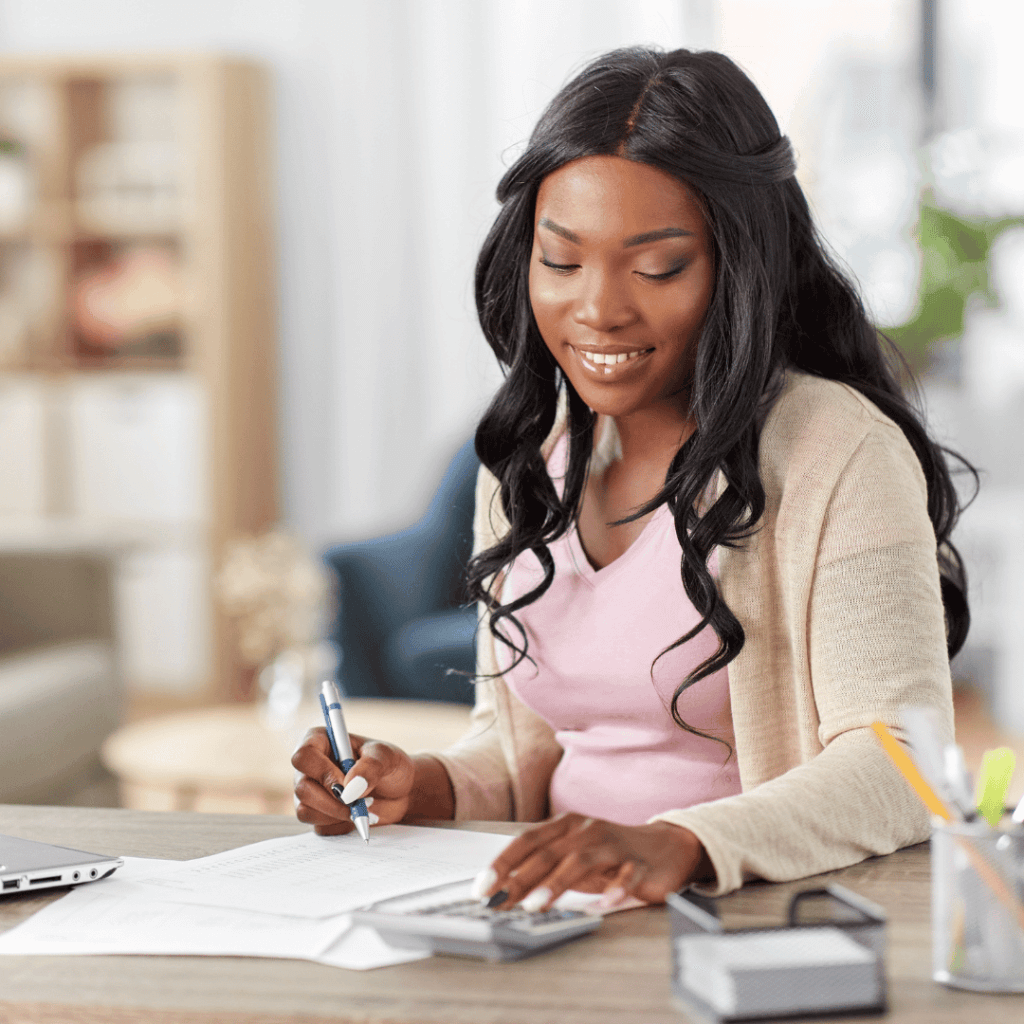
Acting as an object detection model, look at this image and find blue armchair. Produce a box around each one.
[323,440,480,704]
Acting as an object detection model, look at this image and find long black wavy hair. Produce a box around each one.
[466,46,972,740]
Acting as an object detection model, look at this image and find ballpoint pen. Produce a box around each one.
[319,680,371,843]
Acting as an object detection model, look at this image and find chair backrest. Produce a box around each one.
[419,438,479,609]
[321,438,481,700]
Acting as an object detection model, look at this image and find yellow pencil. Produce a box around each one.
[870,721,951,820]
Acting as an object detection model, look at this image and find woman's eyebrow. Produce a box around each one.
[538,217,581,243]
[538,218,693,248]
[623,227,694,247]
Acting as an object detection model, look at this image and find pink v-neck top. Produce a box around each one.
[497,433,740,826]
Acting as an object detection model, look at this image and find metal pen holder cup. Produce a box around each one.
[932,820,1024,992]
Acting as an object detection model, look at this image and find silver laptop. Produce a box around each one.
[1,834,123,895]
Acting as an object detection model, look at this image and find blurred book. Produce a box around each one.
[72,245,182,361]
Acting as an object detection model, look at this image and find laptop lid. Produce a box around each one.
[0,834,123,895]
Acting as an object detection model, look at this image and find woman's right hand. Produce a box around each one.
[291,727,416,836]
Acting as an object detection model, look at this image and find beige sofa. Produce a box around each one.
[0,548,121,805]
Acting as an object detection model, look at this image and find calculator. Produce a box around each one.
[352,879,602,961]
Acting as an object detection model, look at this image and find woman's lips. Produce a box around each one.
[570,344,654,378]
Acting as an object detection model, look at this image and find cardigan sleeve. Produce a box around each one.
[648,412,954,894]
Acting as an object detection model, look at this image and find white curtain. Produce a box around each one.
[314,0,709,541]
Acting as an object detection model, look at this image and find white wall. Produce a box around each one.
[323,0,712,540]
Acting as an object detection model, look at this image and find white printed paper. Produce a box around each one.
[0,827,511,969]
[127,825,513,917]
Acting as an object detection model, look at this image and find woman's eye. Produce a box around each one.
[638,263,686,281]
[539,257,578,274]
[538,257,687,279]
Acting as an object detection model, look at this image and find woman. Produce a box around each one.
[293,47,968,908]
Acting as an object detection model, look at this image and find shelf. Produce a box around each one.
[0,515,207,554]
[0,54,278,700]
[71,217,182,240]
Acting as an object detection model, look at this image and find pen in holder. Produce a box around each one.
[932,820,1024,992]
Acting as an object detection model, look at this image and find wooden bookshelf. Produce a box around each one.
[0,54,278,703]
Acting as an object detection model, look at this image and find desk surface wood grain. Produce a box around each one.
[0,804,1017,1024]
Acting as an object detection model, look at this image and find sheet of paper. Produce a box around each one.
[126,825,513,918]
[555,889,647,915]
[316,924,429,970]
[0,857,421,968]
[0,828,640,970]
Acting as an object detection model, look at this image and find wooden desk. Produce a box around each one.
[0,804,1018,1023]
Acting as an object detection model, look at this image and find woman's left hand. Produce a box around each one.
[475,813,710,911]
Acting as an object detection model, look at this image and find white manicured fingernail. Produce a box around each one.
[471,867,498,899]
[368,813,380,825]
[597,886,626,911]
[341,776,368,803]
[520,887,551,913]
[364,796,373,808]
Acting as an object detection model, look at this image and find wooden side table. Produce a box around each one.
[101,699,472,815]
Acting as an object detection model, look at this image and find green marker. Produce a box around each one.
[975,747,1016,827]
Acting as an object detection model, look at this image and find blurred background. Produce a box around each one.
[0,0,1021,815]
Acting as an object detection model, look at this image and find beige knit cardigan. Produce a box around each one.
[432,371,955,895]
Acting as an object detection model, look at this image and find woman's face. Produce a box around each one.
[529,155,715,423]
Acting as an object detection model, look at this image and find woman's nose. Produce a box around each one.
[572,270,635,333]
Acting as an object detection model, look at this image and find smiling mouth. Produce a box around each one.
[571,345,655,376]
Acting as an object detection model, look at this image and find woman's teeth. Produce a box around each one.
[579,348,650,374]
